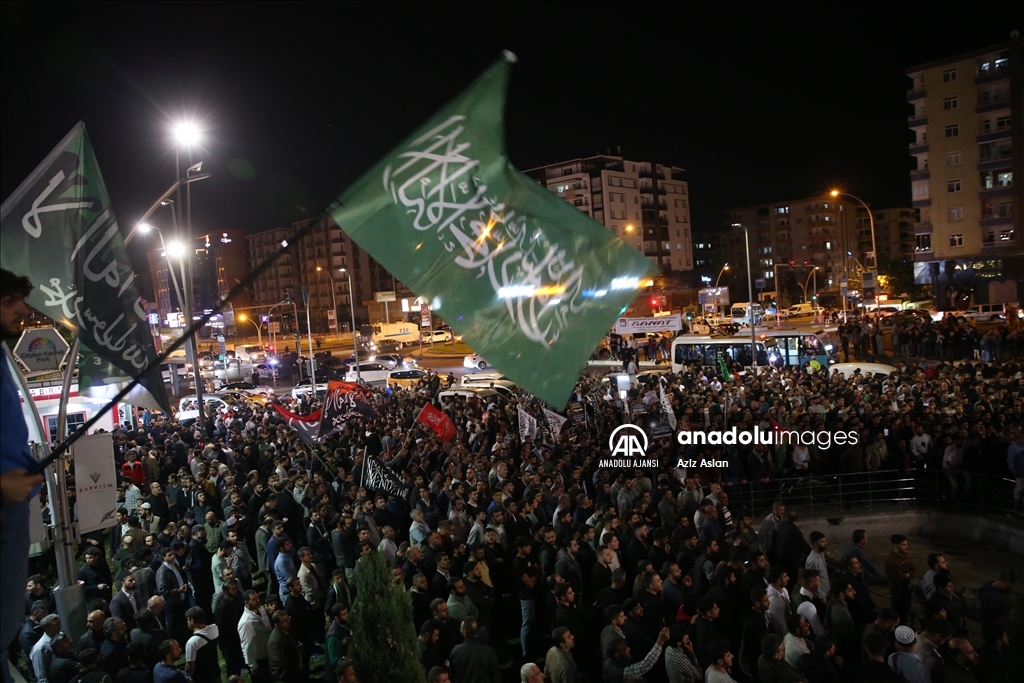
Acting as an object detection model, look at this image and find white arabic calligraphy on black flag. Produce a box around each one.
[361,453,411,498]
[518,405,537,442]
[318,380,378,442]
[542,407,567,438]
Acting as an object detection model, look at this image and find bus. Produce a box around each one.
[759,329,835,368]
[671,334,768,374]
[730,302,764,326]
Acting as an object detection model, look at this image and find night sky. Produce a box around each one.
[1,1,1014,266]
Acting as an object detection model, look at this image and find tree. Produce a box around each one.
[350,551,423,682]
[877,258,917,299]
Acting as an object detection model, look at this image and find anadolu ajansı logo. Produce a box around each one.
[603,424,658,468]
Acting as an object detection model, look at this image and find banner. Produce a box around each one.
[542,407,567,439]
[319,380,379,441]
[271,403,324,445]
[416,403,456,442]
[74,433,118,533]
[329,54,655,408]
[614,314,683,334]
[362,454,412,498]
[0,123,170,412]
[518,404,537,441]
[660,383,677,430]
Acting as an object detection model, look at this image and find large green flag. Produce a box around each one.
[331,54,655,407]
[0,123,170,412]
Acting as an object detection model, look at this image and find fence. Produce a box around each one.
[723,469,1019,519]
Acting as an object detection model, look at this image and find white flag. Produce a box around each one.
[518,404,537,441]
[74,433,118,534]
[542,408,568,438]
[660,384,677,430]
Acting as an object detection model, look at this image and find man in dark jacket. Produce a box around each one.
[741,589,771,681]
[267,610,303,683]
[773,512,810,585]
[448,619,499,683]
[758,633,807,683]
[214,579,246,676]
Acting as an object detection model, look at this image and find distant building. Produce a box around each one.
[721,195,869,305]
[147,228,250,340]
[245,216,416,337]
[871,206,918,264]
[524,154,693,272]
[906,38,1023,306]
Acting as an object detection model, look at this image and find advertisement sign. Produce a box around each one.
[420,302,431,328]
[861,271,877,304]
[327,309,337,330]
[75,433,118,533]
[375,290,396,303]
[614,314,683,334]
[13,327,69,373]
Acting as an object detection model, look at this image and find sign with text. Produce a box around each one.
[75,433,118,533]
[420,302,431,327]
[13,327,69,373]
[615,314,683,334]
[375,290,396,302]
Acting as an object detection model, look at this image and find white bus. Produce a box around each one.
[730,302,763,326]
[758,329,836,368]
[671,334,768,374]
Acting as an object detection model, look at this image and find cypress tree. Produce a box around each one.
[350,550,424,682]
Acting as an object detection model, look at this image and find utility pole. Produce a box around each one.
[302,286,316,391]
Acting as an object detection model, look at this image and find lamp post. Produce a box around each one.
[743,226,758,375]
[340,267,360,383]
[800,267,819,304]
[715,263,730,287]
[832,190,878,315]
[316,266,339,338]
[238,314,263,348]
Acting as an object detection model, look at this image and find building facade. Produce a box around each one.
[872,206,918,264]
[245,216,416,337]
[524,154,693,272]
[906,39,1023,307]
[147,228,251,340]
[721,195,869,306]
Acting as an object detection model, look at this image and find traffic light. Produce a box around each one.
[283,289,291,305]
[651,298,658,306]
[803,260,809,266]
[789,260,795,265]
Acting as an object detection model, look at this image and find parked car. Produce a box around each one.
[177,394,235,425]
[220,381,275,398]
[829,362,897,379]
[387,368,430,389]
[460,371,507,386]
[253,363,277,379]
[235,345,267,363]
[374,353,415,369]
[422,329,453,343]
[438,387,501,403]
[344,362,391,385]
[463,353,490,369]
[291,378,329,399]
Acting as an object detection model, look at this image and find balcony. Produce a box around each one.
[975,93,1012,114]
[909,169,930,181]
[906,88,926,102]
[981,236,1015,252]
[912,199,932,208]
[909,141,928,155]
[907,115,927,128]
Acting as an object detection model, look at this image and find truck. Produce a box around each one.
[368,321,420,347]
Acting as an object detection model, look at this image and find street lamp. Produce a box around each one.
[831,189,878,309]
[316,266,339,337]
[340,267,360,383]
[715,263,730,288]
[800,267,819,304]
[237,314,263,348]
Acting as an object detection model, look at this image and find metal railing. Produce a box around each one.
[724,469,1019,520]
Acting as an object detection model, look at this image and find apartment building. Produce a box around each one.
[721,195,868,300]
[245,216,414,335]
[872,206,918,263]
[524,154,693,272]
[906,38,1023,305]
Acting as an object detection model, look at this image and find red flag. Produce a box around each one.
[271,403,324,445]
[416,403,457,443]
[327,380,371,397]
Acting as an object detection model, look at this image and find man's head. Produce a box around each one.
[947,637,978,670]
[0,270,32,339]
[803,569,821,594]
[271,610,290,632]
[158,639,182,664]
[87,610,106,633]
[40,613,62,636]
[103,617,126,642]
[809,530,828,552]
[519,662,543,683]
[552,626,574,652]
[891,534,909,555]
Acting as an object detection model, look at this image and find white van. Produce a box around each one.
[786,303,815,318]
[829,363,897,379]
[963,302,1019,322]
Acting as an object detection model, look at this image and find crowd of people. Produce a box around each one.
[2,257,1023,683]
[5,343,1022,683]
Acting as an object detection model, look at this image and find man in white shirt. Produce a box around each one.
[29,614,61,683]
[237,589,272,681]
[792,570,826,636]
[910,426,933,465]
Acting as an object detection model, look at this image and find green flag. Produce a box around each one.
[0,123,170,413]
[718,353,733,382]
[331,54,655,407]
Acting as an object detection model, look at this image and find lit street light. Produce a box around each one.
[316,266,339,336]
[340,267,360,383]
[715,263,730,287]
[238,314,263,348]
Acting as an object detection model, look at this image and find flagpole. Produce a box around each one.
[53,336,81,589]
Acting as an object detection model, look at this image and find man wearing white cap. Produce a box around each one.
[888,626,928,683]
